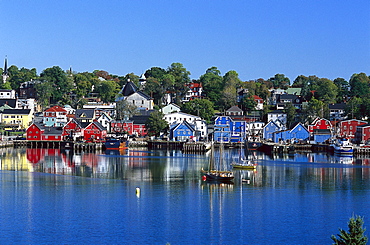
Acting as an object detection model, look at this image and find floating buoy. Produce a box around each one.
[136,187,140,197]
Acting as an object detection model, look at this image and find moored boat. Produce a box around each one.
[332,138,353,155]
[104,137,128,150]
[231,160,257,170]
[201,140,234,182]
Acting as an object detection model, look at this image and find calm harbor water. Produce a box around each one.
[1,147,370,244]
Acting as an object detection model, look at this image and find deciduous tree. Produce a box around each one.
[167,63,191,104]
[145,111,169,137]
[40,66,73,104]
[181,99,214,122]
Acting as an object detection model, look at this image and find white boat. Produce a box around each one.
[333,138,354,155]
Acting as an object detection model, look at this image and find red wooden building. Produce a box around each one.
[308,117,333,133]
[338,119,367,139]
[82,121,107,142]
[26,123,43,141]
[354,124,370,143]
[62,119,83,141]
[110,120,134,135]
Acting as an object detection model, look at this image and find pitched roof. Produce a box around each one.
[45,105,67,112]
[120,81,138,96]
[87,121,106,131]
[173,120,195,132]
[226,106,243,112]
[130,115,150,124]
[2,109,31,114]
[75,109,95,119]
[42,127,63,135]
[253,95,263,102]
[329,103,346,110]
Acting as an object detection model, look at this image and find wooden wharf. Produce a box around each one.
[14,140,103,152]
[147,140,211,153]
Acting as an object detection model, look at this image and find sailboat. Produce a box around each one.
[231,139,257,170]
[201,139,234,182]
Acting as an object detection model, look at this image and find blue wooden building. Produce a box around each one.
[169,120,196,141]
[263,120,282,142]
[214,116,247,143]
[272,122,309,143]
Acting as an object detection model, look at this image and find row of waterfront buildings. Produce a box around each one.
[0,69,369,144]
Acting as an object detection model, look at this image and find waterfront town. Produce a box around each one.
[1,58,370,154]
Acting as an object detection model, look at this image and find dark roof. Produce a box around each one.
[139,109,155,116]
[130,115,150,124]
[329,103,346,110]
[89,121,106,131]
[357,123,370,128]
[75,109,95,119]
[135,91,152,100]
[268,110,285,114]
[2,109,31,114]
[120,81,138,96]
[0,99,17,108]
[172,120,195,132]
[226,106,243,112]
[42,127,63,135]
[313,129,331,134]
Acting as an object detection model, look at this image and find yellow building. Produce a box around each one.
[1,109,33,129]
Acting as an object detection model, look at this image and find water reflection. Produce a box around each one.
[1,147,370,190]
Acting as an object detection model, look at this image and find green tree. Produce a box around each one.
[35,81,54,109]
[123,73,140,87]
[145,67,167,80]
[115,100,138,120]
[302,98,326,122]
[95,80,120,103]
[331,215,368,245]
[314,78,338,104]
[292,75,311,99]
[40,66,73,104]
[345,97,363,119]
[240,95,257,113]
[167,62,191,104]
[181,99,215,122]
[219,70,241,110]
[145,111,169,137]
[255,82,271,101]
[284,103,297,128]
[143,72,175,106]
[7,65,37,90]
[269,74,290,89]
[334,77,350,102]
[350,73,370,98]
[199,67,223,105]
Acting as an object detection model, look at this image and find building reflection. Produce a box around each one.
[0,148,369,189]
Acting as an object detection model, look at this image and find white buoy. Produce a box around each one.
[136,187,140,197]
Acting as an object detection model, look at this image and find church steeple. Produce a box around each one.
[2,56,9,83]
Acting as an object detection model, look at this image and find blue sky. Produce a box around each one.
[1,1,369,82]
